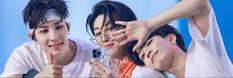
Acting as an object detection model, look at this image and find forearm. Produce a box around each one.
[145,0,209,31]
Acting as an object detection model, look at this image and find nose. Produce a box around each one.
[147,50,152,58]
[101,31,110,43]
[49,29,59,42]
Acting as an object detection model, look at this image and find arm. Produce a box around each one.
[114,0,210,51]
[146,0,210,36]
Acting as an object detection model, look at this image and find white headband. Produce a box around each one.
[27,9,67,33]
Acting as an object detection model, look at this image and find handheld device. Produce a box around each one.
[92,48,111,68]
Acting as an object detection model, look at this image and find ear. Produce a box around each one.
[167,33,177,45]
[28,33,36,41]
[28,33,33,40]
[65,21,70,32]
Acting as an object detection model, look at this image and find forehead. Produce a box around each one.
[93,14,110,30]
[139,36,162,51]
[37,19,64,28]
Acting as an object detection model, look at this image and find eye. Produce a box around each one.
[141,53,145,61]
[147,39,153,46]
[55,25,64,30]
[95,32,101,36]
[39,29,48,34]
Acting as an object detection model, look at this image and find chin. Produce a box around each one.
[109,49,120,56]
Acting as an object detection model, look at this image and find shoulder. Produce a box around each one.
[1,42,40,77]
[132,66,165,77]
[11,42,39,58]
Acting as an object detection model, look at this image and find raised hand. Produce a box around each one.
[35,53,63,78]
[90,58,119,78]
[113,20,152,51]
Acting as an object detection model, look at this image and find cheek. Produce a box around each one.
[157,50,175,70]
[36,41,49,53]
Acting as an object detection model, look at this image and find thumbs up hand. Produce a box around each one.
[35,53,63,78]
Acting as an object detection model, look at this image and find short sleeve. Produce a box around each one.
[132,66,164,77]
[1,46,31,77]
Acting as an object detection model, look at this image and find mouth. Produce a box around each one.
[150,50,159,64]
[103,42,114,49]
[48,42,63,50]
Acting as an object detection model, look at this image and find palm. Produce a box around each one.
[115,21,151,51]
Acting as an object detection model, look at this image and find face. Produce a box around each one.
[34,19,69,58]
[93,14,126,56]
[138,34,176,71]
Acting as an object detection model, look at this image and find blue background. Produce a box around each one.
[0,0,232,74]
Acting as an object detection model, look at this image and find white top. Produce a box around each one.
[0,38,97,77]
[132,66,165,77]
[185,6,233,77]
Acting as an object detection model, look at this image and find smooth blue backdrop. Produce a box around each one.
[0,0,232,74]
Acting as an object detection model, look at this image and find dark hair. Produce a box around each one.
[143,24,186,52]
[23,0,69,40]
[86,0,144,66]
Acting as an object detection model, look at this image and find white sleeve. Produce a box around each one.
[0,47,30,77]
[187,5,233,77]
[132,66,164,77]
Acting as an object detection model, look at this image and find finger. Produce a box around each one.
[90,69,98,77]
[92,61,109,75]
[111,29,126,37]
[53,70,63,75]
[49,53,54,64]
[115,21,128,26]
[112,34,127,42]
[54,74,63,78]
[119,38,131,46]
[133,37,147,51]
[53,65,63,71]
[91,67,102,77]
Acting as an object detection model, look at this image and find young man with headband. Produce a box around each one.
[1,0,96,77]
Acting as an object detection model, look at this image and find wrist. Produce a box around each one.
[143,20,153,32]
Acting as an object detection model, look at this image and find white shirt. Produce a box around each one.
[0,38,97,77]
[185,6,233,77]
[132,66,165,77]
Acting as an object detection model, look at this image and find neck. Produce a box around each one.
[169,47,186,78]
[53,40,76,65]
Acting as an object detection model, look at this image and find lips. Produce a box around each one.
[103,42,114,49]
[150,50,159,64]
[48,42,63,49]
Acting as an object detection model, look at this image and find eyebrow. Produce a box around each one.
[54,20,63,25]
[94,27,100,30]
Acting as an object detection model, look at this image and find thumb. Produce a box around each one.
[133,39,144,52]
[49,53,54,64]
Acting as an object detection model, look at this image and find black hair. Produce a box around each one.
[86,0,144,66]
[23,0,69,40]
[142,24,186,52]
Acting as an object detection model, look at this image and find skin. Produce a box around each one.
[34,19,77,78]
[139,34,186,77]
[113,0,210,51]
[89,14,130,78]
[8,19,76,78]
[112,0,210,77]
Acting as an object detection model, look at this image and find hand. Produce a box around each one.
[113,20,152,51]
[90,59,119,78]
[35,53,63,78]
